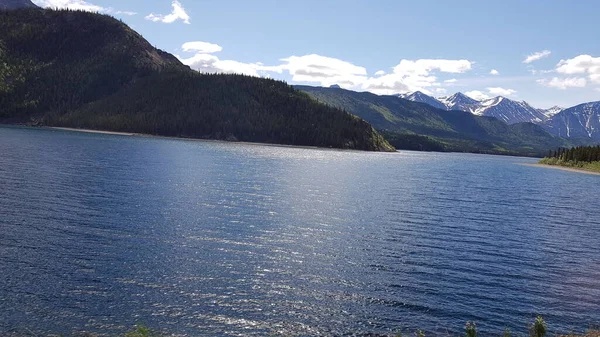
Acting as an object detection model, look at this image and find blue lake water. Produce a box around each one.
[0,125,599,336]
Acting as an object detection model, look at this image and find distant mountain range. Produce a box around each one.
[298,85,574,157]
[399,90,600,141]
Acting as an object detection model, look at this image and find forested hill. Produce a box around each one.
[297,85,573,157]
[0,0,36,10]
[0,9,394,152]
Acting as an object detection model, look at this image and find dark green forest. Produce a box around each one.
[546,146,600,163]
[0,8,393,151]
[540,145,600,172]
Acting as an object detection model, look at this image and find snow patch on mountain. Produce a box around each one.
[397,90,600,140]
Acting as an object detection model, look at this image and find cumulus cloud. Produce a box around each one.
[178,41,279,77]
[465,90,490,101]
[523,50,551,64]
[537,77,587,89]
[444,78,458,83]
[179,45,474,94]
[146,0,190,24]
[179,54,272,77]
[556,54,600,83]
[275,54,367,88]
[32,0,105,11]
[362,59,472,95]
[535,55,600,90]
[182,41,223,53]
[487,87,516,96]
[490,69,499,75]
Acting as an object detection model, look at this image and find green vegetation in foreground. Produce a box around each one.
[297,85,579,157]
[7,316,600,337]
[540,145,600,173]
[0,8,393,152]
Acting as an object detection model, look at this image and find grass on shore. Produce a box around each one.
[539,157,600,173]
[6,317,599,337]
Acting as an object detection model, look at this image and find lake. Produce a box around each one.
[1,126,599,336]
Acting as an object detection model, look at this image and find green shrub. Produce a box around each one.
[124,325,157,337]
[531,316,547,337]
[465,322,477,337]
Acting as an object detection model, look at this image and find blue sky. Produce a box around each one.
[33,0,600,108]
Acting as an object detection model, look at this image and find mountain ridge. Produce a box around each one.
[401,90,599,142]
[0,8,393,151]
[297,85,573,156]
[0,0,36,10]
[543,101,600,141]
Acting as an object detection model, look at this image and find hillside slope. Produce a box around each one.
[0,0,36,10]
[298,85,571,156]
[0,8,393,151]
[543,102,600,141]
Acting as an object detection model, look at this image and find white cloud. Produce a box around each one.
[362,59,472,95]
[444,78,458,83]
[179,46,474,95]
[179,53,270,77]
[596,88,600,93]
[435,88,447,95]
[115,11,137,16]
[535,55,600,90]
[392,59,472,75]
[556,54,600,83]
[537,77,587,89]
[276,54,367,88]
[465,90,490,101]
[490,69,499,75]
[33,0,138,15]
[523,50,551,64]
[32,0,104,11]
[182,41,222,53]
[146,0,190,24]
[178,41,279,77]
[487,87,516,96]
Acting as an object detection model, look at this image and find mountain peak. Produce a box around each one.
[329,84,341,89]
[438,92,480,111]
[401,91,447,110]
[0,0,37,10]
[450,92,470,99]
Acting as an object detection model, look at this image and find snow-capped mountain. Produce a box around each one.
[395,90,600,141]
[538,106,564,118]
[543,102,600,141]
[0,0,37,10]
[398,91,447,110]
[438,92,479,111]
[400,91,548,125]
[471,96,547,124]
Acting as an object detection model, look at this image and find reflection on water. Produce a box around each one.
[0,126,599,336]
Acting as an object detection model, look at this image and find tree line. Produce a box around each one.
[547,145,600,163]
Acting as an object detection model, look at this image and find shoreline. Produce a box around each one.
[521,163,600,176]
[51,127,137,136]
[46,126,389,153]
